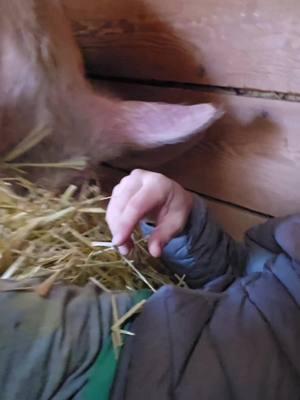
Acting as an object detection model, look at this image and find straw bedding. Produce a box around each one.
[0,127,179,296]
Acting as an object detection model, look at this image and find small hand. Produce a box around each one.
[106,169,194,257]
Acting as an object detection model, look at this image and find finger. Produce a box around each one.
[118,243,131,256]
[114,185,166,246]
[106,176,142,238]
[148,212,187,257]
[118,238,134,256]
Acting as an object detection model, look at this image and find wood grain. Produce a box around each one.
[65,0,300,92]
[206,201,265,241]
[100,165,265,241]
[94,80,300,217]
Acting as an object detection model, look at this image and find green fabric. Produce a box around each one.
[83,290,151,400]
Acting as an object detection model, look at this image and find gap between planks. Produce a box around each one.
[65,0,300,93]
[91,75,300,104]
[95,79,300,217]
[100,164,267,242]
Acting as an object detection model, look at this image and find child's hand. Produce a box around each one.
[106,169,194,257]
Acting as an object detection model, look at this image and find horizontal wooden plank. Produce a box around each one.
[100,165,265,241]
[206,201,265,241]
[95,80,300,217]
[65,0,300,92]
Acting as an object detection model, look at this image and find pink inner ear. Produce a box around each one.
[120,101,222,149]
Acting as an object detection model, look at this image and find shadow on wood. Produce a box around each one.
[65,0,208,83]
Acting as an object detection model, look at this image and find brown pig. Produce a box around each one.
[0,0,220,189]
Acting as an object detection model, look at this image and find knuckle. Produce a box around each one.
[146,172,165,185]
[146,173,171,196]
[131,169,144,178]
[157,173,170,186]
[119,176,130,186]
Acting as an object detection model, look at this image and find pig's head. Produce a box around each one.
[0,0,222,190]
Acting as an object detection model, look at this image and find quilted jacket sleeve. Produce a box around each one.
[141,195,247,288]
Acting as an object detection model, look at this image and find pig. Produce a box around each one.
[0,0,221,189]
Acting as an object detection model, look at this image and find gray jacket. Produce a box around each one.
[0,196,299,399]
[111,196,300,399]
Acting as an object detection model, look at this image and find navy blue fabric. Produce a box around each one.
[141,195,246,287]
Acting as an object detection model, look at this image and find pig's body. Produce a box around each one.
[0,0,220,188]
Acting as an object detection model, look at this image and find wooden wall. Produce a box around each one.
[63,0,300,240]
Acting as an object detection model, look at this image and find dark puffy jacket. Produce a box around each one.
[0,196,299,399]
[111,196,300,400]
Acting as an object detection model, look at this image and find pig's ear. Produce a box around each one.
[119,102,223,148]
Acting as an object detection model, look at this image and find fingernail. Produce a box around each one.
[118,245,129,256]
[149,242,162,258]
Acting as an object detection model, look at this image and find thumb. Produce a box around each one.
[148,214,186,257]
